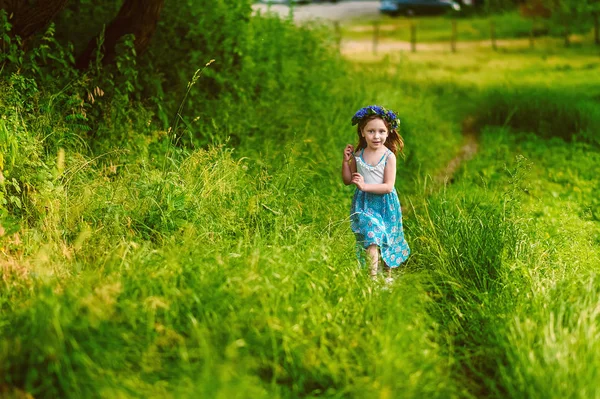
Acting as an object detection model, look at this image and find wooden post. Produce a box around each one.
[373,20,379,55]
[334,21,341,53]
[529,19,535,49]
[490,20,497,51]
[451,20,457,53]
[411,22,416,53]
[594,12,599,46]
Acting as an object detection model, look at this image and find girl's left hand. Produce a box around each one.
[351,173,365,191]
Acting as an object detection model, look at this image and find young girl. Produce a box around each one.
[341,105,410,280]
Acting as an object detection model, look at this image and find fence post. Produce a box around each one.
[411,22,416,53]
[529,19,535,49]
[373,20,379,55]
[490,20,497,51]
[451,20,457,53]
[594,11,599,46]
[334,21,341,53]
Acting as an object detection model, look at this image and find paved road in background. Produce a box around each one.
[252,1,380,22]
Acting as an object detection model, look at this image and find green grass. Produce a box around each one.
[341,11,531,42]
[0,146,464,398]
[339,11,598,44]
[447,127,600,397]
[400,49,600,93]
[344,40,600,89]
[2,8,600,398]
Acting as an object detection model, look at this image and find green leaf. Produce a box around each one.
[9,195,21,209]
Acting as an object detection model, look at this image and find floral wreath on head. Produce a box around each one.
[351,105,400,131]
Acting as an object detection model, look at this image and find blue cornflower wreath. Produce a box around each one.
[351,105,400,130]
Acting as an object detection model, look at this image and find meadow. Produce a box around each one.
[1,3,600,398]
[339,9,599,44]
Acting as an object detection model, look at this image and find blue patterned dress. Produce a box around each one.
[350,149,410,268]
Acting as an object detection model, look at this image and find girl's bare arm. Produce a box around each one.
[342,144,356,185]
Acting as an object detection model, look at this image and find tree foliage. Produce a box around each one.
[75,0,165,69]
[537,0,600,19]
[0,0,68,42]
[0,0,165,69]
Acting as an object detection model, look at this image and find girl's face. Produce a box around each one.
[361,118,388,150]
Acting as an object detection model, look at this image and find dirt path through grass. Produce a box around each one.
[341,37,575,54]
[435,122,479,186]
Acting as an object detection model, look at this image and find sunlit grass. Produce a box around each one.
[401,49,600,92]
[343,40,600,92]
[446,127,600,397]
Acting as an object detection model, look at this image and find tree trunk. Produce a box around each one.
[76,0,165,69]
[0,0,68,41]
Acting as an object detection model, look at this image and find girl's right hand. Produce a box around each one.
[343,144,354,162]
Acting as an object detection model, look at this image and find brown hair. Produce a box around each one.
[356,115,404,155]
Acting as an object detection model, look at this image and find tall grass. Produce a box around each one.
[470,87,600,145]
[443,126,600,397]
[0,141,462,397]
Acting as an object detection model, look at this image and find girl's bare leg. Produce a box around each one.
[366,245,379,279]
[383,263,394,285]
[383,264,391,278]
